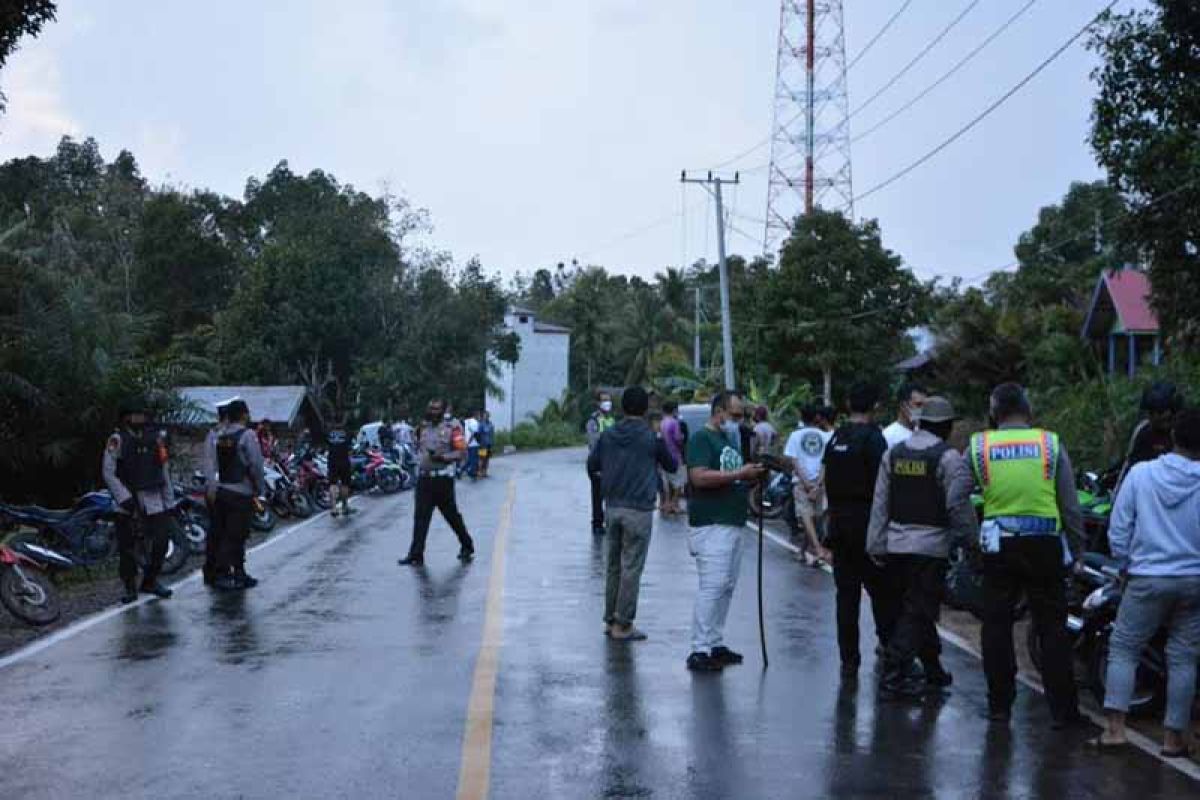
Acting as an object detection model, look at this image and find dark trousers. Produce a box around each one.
[407,476,473,558]
[830,510,898,666]
[886,554,947,671]
[982,535,1079,718]
[589,472,605,528]
[114,512,169,587]
[213,490,253,576]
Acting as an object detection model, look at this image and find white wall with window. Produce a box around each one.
[487,307,570,431]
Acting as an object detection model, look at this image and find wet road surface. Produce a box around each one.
[2,448,1196,799]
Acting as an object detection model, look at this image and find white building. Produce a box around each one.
[487,306,570,431]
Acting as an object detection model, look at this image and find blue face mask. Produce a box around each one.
[721,420,741,449]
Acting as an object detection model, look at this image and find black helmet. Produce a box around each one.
[1141,381,1182,414]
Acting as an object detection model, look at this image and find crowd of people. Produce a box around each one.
[585,379,1200,756]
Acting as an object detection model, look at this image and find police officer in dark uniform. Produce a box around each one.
[327,415,354,517]
[201,397,237,585]
[205,399,266,590]
[398,398,475,566]
[102,400,175,603]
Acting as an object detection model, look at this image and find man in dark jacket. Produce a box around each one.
[587,386,677,641]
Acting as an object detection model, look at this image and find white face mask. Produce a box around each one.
[600,401,612,413]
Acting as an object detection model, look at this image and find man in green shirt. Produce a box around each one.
[685,391,767,672]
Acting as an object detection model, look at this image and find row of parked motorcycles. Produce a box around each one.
[753,458,1182,717]
[0,441,420,628]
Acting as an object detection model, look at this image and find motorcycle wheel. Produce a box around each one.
[1090,634,1163,717]
[379,471,403,495]
[748,483,786,520]
[0,565,61,626]
[311,481,333,510]
[157,521,192,576]
[251,505,277,532]
[181,514,208,555]
[289,491,313,518]
[271,496,292,519]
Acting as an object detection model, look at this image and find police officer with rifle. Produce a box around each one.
[102,400,175,604]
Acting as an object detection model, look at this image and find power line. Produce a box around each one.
[854,1,1120,205]
[846,0,917,71]
[850,0,981,119]
[852,0,1040,145]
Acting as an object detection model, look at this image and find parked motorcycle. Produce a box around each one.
[1027,552,1165,715]
[351,446,404,495]
[0,538,74,625]
[188,472,276,532]
[288,449,332,510]
[264,459,313,519]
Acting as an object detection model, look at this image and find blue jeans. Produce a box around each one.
[1104,574,1200,731]
[464,447,479,477]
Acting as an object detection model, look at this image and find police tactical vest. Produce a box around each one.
[594,413,615,433]
[888,441,950,527]
[217,430,248,484]
[969,428,1062,529]
[116,428,165,492]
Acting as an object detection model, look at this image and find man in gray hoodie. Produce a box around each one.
[1094,407,1200,757]
[586,387,677,641]
[867,396,978,698]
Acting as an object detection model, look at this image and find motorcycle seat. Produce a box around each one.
[1083,552,1122,572]
[0,504,75,523]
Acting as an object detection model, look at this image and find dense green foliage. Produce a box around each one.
[0,0,55,112]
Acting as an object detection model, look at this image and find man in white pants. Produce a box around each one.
[685,391,767,672]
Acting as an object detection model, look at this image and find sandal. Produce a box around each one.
[1086,736,1128,752]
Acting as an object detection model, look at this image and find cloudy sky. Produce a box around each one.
[0,0,1130,284]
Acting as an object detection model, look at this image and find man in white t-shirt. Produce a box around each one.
[882,382,928,451]
[784,404,834,565]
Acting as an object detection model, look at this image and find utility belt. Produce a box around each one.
[980,515,1061,555]
[419,467,455,478]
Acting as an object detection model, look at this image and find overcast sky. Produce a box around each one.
[0,0,1133,285]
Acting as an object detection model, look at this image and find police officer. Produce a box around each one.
[398,398,475,566]
[867,396,976,698]
[205,399,266,590]
[200,397,235,585]
[970,383,1084,726]
[102,400,175,603]
[586,391,616,536]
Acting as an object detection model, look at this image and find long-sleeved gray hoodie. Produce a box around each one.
[587,418,677,512]
[1109,452,1200,577]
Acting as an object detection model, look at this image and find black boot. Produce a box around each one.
[140,581,173,599]
[880,662,925,701]
[120,580,138,604]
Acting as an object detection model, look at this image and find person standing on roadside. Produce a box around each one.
[751,406,777,459]
[867,396,975,699]
[477,410,495,478]
[399,398,475,567]
[882,382,927,451]
[463,409,481,480]
[103,400,175,604]
[970,383,1084,727]
[1115,381,1184,494]
[660,401,687,515]
[587,387,676,641]
[1092,407,1200,756]
[586,391,617,536]
[206,399,266,591]
[201,398,237,585]
[823,382,895,678]
[685,391,767,672]
[784,404,833,566]
[327,415,354,518]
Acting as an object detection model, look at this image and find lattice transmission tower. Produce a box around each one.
[764,0,854,254]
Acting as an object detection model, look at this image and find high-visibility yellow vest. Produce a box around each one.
[968,428,1061,528]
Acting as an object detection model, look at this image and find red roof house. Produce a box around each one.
[1081,269,1162,376]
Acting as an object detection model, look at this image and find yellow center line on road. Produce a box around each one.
[456,477,516,800]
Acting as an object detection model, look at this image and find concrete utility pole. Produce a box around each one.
[693,286,702,373]
[681,170,738,391]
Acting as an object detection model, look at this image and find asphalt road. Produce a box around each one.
[2,447,1196,799]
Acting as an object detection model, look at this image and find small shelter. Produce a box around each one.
[175,385,323,431]
[1081,269,1162,377]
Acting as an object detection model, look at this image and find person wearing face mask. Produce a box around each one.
[883,382,927,451]
[399,398,474,566]
[103,399,176,604]
[586,391,617,536]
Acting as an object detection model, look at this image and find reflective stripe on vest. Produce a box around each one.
[968,428,1061,527]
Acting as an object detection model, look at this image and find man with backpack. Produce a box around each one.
[823,382,896,678]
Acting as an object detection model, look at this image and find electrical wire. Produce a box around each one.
[850,0,981,119]
[852,0,1040,145]
[854,0,1120,205]
[846,0,917,71]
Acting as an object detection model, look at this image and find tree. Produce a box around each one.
[762,210,924,404]
[1089,0,1200,346]
[0,0,55,113]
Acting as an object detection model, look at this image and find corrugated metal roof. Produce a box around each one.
[175,386,318,427]
[1105,269,1158,332]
